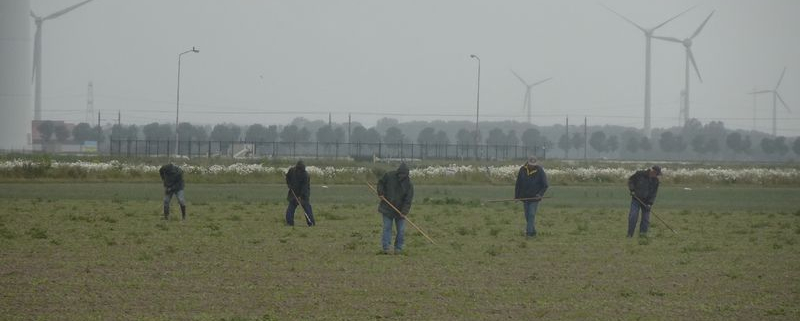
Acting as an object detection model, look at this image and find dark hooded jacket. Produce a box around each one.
[628,169,659,205]
[515,164,548,200]
[377,163,414,217]
[159,163,184,193]
[286,161,310,202]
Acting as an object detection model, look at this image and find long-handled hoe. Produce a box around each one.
[289,188,313,226]
[632,194,677,234]
[484,196,551,203]
[366,181,436,245]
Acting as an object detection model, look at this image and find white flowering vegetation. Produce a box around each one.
[1,159,798,185]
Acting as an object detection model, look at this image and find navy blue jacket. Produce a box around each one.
[515,164,548,201]
[628,170,659,205]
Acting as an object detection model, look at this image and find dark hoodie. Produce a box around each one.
[286,160,310,202]
[377,163,414,217]
[159,163,184,193]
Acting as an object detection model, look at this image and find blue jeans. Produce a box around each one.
[523,201,539,236]
[381,213,406,251]
[163,189,185,209]
[286,199,315,226]
[627,199,650,237]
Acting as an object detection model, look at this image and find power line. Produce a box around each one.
[40,108,800,122]
[38,92,793,121]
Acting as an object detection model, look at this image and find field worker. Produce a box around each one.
[626,165,661,237]
[377,163,414,254]
[514,156,549,238]
[159,163,186,220]
[285,160,315,226]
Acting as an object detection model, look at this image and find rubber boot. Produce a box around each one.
[180,205,186,220]
[163,205,170,220]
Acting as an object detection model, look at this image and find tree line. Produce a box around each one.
[49,117,800,161]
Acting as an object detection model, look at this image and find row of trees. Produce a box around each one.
[60,117,800,159]
[103,122,550,148]
[36,121,72,143]
[37,121,104,144]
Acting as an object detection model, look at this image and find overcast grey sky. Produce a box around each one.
[33,0,800,135]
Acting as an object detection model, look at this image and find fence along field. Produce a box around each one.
[107,138,547,161]
[1,181,798,320]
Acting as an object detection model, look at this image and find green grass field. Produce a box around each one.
[1,183,798,320]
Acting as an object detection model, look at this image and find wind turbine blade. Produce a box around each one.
[600,3,647,33]
[510,69,528,86]
[530,77,553,87]
[776,92,790,112]
[688,49,703,83]
[775,67,787,89]
[653,5,696,31]
[749,90,771,94]
[30,10,39,19]
[691,11,715,39]
[44,0,94,20]
[652,35,683,43]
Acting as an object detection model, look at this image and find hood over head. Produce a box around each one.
[397,163,410,177]
[651,165,662,176]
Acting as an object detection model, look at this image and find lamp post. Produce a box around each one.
[470,54,481,160]
[175,46,199,158]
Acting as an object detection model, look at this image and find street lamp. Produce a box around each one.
[470,54,481,160]
[175,46,199,158]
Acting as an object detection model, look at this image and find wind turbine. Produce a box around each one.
[30,0,94,121]
[510,70,552,124]
[748,86,759,131]
[654,11,714,126]
[602,4,694,138]
[750,68,791,136]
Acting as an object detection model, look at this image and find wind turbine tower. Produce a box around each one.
[654,11,715,126]
[679,89,687,127]
[30,0,94,121]
[86,81,94,123]
[0,0,32,150]
[750,68,791,136]
[510,70,551,124]
[602,4,694,137]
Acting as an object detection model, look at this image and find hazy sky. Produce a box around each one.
[32,0,800,135]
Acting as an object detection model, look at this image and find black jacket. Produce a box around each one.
[159,164,184,193]
[515,164,548,201]
[286,166,310,202]
[628,170,659,205]
[377,166,414,217]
